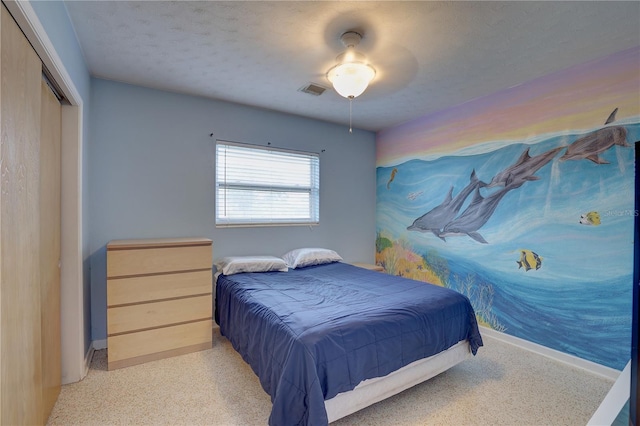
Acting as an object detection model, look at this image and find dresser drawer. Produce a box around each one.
[107,320,213,370]
[107,244,212,277]
[107,270,211,306]
[107,295,212,335]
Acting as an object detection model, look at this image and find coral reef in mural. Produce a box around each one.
[376,233,506,332]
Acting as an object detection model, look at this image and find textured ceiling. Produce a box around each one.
[64,1,640,132]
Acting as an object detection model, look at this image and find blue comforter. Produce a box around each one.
[215,262,483,426]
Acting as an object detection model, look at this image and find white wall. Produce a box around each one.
[89,78,377,341]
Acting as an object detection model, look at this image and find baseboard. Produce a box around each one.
[92,339,107,350]
[587,360,631,425]
[83,342,95,380]
[479,326,622,381]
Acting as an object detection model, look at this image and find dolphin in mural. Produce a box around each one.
[407,170,482,237]
[486,146,564,188]
[437,186,514,244]
[559,108,630,164]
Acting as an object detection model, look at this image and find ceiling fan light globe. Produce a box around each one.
[327,62,376,99]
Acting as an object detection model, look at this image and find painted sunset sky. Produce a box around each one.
[377,46,640,167]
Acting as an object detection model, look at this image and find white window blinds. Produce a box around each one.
[216,141,320,227]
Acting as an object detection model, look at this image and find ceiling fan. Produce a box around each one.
[326,30,376,100]
[325,30,377,133]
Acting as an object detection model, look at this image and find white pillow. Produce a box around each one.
[282,248,343,269]
[213,256,288,275]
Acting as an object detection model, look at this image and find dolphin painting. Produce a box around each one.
[407,170,482,237]
[438,186,514,244]
[486,146,564,188]
[559,108,630,164]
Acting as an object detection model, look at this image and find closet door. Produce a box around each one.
[40,78,61,421]
[0,4,44,425]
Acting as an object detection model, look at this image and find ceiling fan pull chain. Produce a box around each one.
[349,96,353,134]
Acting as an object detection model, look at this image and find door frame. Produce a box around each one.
[3,0,86,384]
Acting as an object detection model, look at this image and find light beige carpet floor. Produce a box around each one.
[47,328,614,426]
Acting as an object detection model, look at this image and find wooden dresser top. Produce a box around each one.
[107,237,212,250]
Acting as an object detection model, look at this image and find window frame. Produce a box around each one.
[215,140,320,228]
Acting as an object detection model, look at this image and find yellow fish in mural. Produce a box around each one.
[517,250,542,271]
[579,211,601,226]
[387,168,398,189]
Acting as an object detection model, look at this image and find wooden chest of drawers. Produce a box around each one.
[106,237,213,370]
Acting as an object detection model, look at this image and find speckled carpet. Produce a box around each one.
[47,328,614,426]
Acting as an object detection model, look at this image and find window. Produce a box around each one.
[215,141,320,227]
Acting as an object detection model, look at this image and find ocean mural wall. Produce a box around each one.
[376,46,639,370]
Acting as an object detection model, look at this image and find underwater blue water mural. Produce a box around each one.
[377,120,638,370]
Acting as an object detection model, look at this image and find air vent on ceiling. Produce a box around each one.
[298,83,327,96]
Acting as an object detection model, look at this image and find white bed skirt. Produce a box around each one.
[325,340,472,423]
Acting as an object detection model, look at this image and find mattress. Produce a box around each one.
[215,262,483,425]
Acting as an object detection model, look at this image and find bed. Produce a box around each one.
[214,255,483,425]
